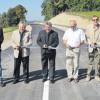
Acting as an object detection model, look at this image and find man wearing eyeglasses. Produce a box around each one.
[86,15,100,81]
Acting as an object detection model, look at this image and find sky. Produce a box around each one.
[0,0,44,21]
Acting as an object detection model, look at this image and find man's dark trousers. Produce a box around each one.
[0,28,4,84]
[0,50,3,83]
[41,50,56,80]
[13,50,29,80]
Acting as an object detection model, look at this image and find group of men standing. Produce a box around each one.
[11,21,59,84]
[0,15,100,87]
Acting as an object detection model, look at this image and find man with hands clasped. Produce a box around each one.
[37,22,59,83]
[63,20,86,83]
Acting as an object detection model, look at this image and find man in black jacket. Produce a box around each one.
[0,20,5,87]
[37,22,59,83]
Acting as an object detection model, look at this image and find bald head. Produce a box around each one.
[69,20,77,29]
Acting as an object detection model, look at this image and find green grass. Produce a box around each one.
[3,26,18,33]
[3,26,18,42]
[68,11,100,19]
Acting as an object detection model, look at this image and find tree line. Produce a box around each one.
[0,5,27,28]
[41,0,100,20]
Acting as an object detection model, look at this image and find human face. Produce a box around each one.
[92,16,99,26]
[18,23,26,33]
[69,20,77,30]
[44,24,52,33]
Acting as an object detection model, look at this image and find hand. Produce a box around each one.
[93,42,97,45]
[48,46,52,48]
[88,40,96,46]
[64,43,69,48]
[90,43,97,47]
[43,44,48,48]
[67,45,74,50]
[15,46,20,50]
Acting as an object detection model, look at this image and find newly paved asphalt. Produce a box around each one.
[0,24,100,100]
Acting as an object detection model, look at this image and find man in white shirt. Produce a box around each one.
[63,20,86,83]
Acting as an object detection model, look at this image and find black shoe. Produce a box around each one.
[24,79,29,84]
[68,78,73,82]
[42,78,47,82]
[0,82,6,87]
[13,79,19,84]
[50,79,55,84]
[74,78,79,83]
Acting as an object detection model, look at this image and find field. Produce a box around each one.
[68,11,100,19]
[3,26,18,41]
[3,26,18,33]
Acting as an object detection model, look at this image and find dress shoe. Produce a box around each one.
[86,75,91,81]
[68,78,73,82]
[13,79,19,84]
[42,78,47,82]
[50,79,55,84]
[95,76,100,81]
[24,79,29,84]
[0,82,6,87]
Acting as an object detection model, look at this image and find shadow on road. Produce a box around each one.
[55,69,67,82]
[3,69,68,84]
[4,68,98,84]
[29,70,42,81]
[78,68,87,80]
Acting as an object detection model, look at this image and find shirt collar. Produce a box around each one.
[69,27,78,32]
[19,30,26,35]
[44,30,52,34]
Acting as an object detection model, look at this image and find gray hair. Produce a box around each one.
[44,22,52,27]
[18,21,27,26]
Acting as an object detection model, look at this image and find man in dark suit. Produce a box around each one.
[0,20,5,87]
[37,22,59,83]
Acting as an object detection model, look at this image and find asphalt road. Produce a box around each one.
[0,24,100,100]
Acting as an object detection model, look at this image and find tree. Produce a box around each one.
[41,0,70,20]
[41,0,100,20]
[2,12,9,27]
[0,4,27,27]
[7,5,27,26]
[41,0,54,20]
[7,8,17,26]
[15,5,27,21]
